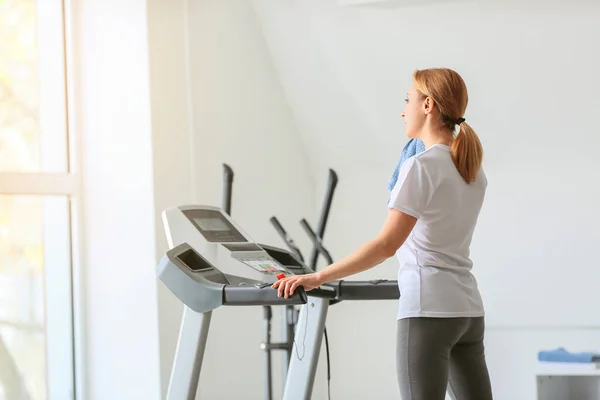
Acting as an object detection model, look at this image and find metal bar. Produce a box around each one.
[282,296,329,400]
[262,342,290,351]
[269,216,304,262]
[309,169,338,270]
[166,307,211,400]
[268,216,304,393]
[280,305,296,389]
[300,218,334,265]
[263,306,273,400]
[222,163,234,215]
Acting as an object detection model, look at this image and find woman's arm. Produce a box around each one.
[272,208,418,298]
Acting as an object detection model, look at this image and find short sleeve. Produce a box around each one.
[387,157,433,219]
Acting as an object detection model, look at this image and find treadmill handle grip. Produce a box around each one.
[223,284,308,306]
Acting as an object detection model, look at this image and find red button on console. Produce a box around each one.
[277,273,286,280]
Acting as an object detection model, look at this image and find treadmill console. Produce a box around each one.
[182,208,247,243]
[163,205,306,282]
[157,243,230,314]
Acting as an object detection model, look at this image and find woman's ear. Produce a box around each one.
[422,96,435,115]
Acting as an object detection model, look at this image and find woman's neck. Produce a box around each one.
[419,125,453,149]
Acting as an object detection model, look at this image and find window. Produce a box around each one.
[0,1,77,399]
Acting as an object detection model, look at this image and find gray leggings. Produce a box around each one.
[396,317,493,400]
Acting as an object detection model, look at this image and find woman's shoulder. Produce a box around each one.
[411,145,451,169]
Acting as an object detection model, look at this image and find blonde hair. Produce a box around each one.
[413,68,483,184]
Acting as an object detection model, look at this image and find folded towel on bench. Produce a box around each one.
[538,347,600,363]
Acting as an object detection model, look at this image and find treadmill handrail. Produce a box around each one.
[223,284,308,306]
[323,279,400,301]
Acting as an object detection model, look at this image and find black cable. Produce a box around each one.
[324,326,331,400]
[293,304,309,360]
[292,308,332,400]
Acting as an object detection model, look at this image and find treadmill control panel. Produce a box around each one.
[238,256,287,275]
[222,242,291,276]
[183,209,247,243]
[171,206,299,278]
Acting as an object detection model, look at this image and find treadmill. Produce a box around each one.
[158,205,399,400]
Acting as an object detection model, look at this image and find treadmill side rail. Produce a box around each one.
[166,307,212,400]
[282,296,329,400]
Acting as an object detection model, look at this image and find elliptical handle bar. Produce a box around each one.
[269,216,305,262]
[222,163,234,216]
[300,218,334,266]
[308,169,338,269]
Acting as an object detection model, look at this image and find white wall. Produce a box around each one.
[70,0,600,399]
[145,1,196,398]
[147,1,317,399]
[253,0,600,399]
[71,0,161,399]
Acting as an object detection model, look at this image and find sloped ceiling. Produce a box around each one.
[252,0,600,177]
[250,0,520,177]
[251,0,408,176]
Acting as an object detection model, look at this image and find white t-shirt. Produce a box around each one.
[388,144,487,319]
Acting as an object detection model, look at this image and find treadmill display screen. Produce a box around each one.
[241,258,286,275]
[194,217,228,232]
[182,209,247,243]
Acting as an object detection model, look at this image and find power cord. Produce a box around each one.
[292,305,332,400]
[293,303,309,360]
[324,326,331,400]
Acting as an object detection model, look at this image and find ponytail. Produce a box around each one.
[450,122,483,184]
[412,67,482,182]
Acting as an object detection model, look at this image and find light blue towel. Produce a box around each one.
[538,347,600,363]
[387,138,426,191]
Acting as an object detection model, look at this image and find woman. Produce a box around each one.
[273,68,493,400]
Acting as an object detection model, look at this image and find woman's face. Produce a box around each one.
[401,84,427,139]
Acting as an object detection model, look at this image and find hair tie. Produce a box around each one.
[456,117,466,125]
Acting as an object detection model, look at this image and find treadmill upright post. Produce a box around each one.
[263,306,273,400]
[268,215,304,392]
[281,305,295,385]
[282,296,329,400]
[167,306,212,400]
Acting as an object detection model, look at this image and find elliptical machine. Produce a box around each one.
[220,164,338,400]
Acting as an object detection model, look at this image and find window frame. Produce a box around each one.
[0,0,83,399]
